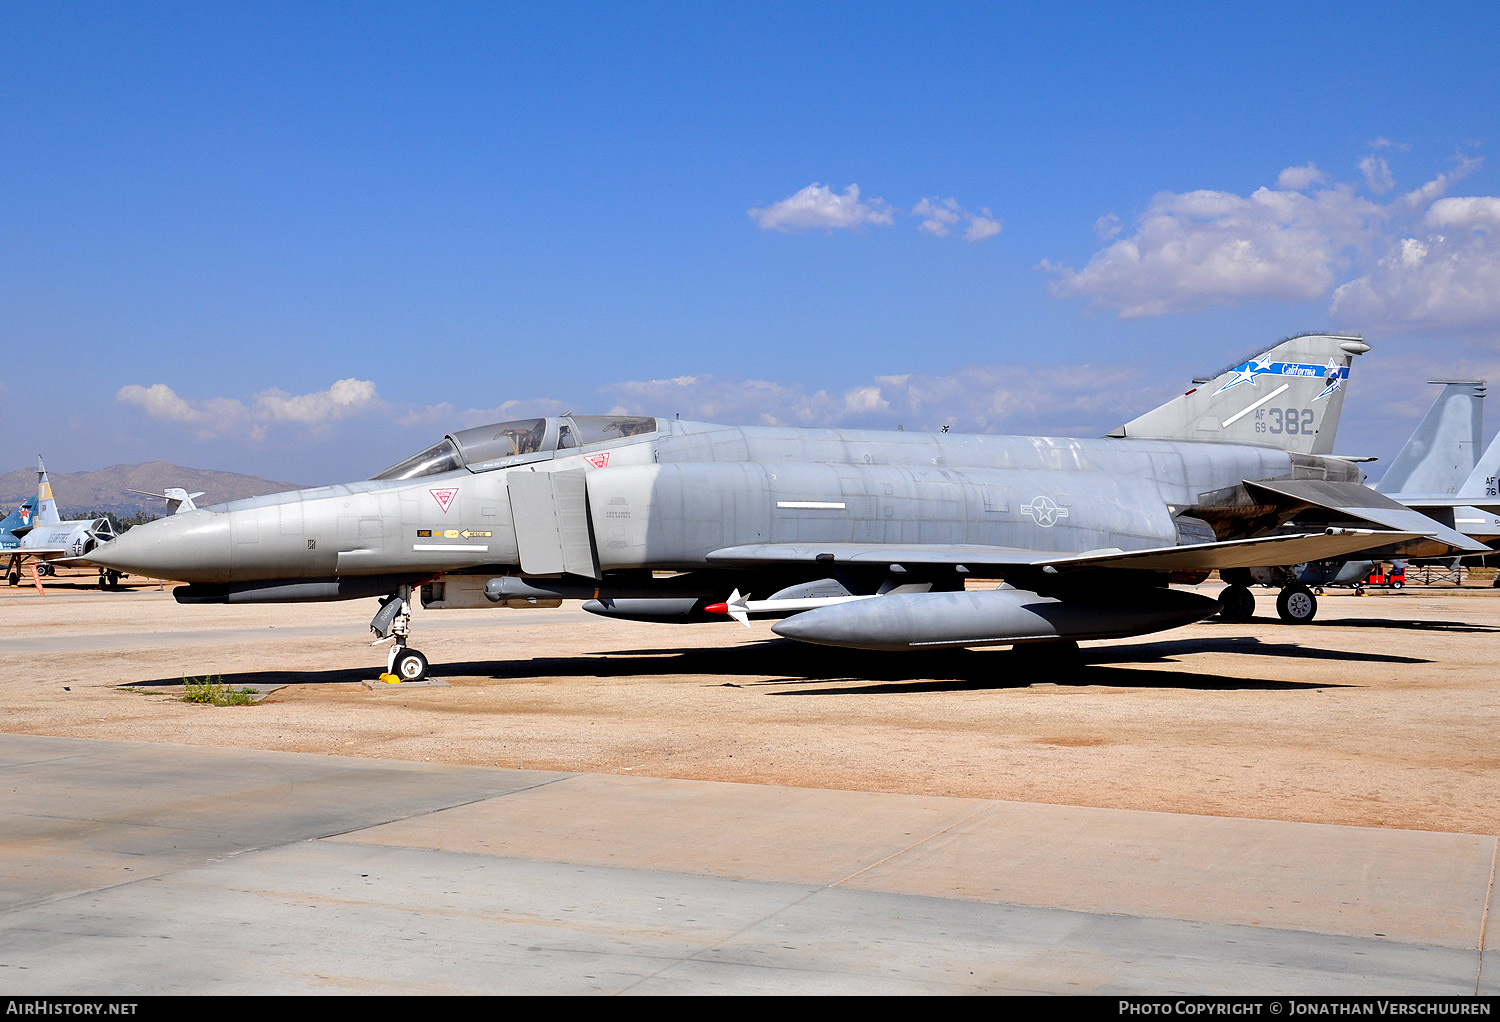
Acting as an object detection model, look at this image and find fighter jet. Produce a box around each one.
[1235,381,1500,611]
[0,497,40,572]
[89,333,1479,681]
[3,458,119,590]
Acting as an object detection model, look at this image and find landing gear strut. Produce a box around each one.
[370,586,428,681]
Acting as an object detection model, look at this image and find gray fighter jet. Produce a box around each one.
[90,333,1480,680]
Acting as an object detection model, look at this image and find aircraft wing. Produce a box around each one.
[13,543,71,557]
[1242,479,1490,554]
[706,528,1426,574]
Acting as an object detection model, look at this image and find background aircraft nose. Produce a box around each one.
[88,510,233,584]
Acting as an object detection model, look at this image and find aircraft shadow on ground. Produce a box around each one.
[121,631,1421,694]
[1294,616,1500,633]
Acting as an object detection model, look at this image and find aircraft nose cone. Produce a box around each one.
[88,510,233,584]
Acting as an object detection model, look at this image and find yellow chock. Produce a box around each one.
[379,673,402,685]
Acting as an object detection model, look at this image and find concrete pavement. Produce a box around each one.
[1,733,1494,994]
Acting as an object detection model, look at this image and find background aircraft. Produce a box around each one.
[88,332,1481,681]
[1,497,40,577]
[1231,382,1500,610]
[3,458,120,590]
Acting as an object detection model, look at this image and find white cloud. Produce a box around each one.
[601,375,839,426]
[1399,154,1480,211]
[1043,151,1498,334]
[910,197,1003,241]
[117,379,384,439]
[964,210,1002,242]
[397,396,574,430]
[117,383,209,424]
[843,385,889,414]
[913,197,961,236]
[598,363,1148,437]
[1041,184,1384,317]
[1359,155,1394,195]
[254,378,379,423]
[1331,194,1500,334]
[749,183,895,231]
[754,185,1001,241]
[1277,164,1325,190]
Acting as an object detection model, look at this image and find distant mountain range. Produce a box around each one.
[0,462,305,517]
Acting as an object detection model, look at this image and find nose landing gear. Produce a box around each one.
[370,585,429,682]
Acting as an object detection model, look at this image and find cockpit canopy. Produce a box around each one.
[371,415,659,481]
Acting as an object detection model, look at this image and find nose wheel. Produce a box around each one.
[370,585,429,682]
[390,646,429,682]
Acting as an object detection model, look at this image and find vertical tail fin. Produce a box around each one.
[1109,333,1369,453]
[1376,381,1485,495]
[1458,427,1500,500]
[35,456,61,525]
[1,497,38,535]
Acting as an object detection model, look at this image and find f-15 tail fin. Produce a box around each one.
[1377,381,1484,495]
[1458,427,1500,501]
[1109,333,1369,454]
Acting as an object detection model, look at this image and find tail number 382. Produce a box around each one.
[1256,407,1314,435]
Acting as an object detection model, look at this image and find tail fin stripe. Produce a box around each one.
[1222,384,1289,428]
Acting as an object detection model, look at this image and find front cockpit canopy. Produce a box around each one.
[371,415,659,481]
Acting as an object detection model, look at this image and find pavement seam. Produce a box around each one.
[316,772,582,841]
[825,800,999,888]
[1477,835,1498,995]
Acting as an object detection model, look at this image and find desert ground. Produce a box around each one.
[4,567,1498,836]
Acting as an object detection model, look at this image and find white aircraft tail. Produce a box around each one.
[1377,381,1484,495]
[34,456,61,526]
[1109,333,1370,454]
[127,487,206,515]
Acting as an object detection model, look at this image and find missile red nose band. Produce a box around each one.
[703,602,728,615]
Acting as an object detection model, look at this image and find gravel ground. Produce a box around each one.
[4,570,1498,835]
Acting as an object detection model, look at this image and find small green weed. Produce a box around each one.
[182,676,256,706]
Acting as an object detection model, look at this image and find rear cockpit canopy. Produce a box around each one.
[371,415,659,481]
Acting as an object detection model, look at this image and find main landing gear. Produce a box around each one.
[370,585,429,682]
[1217,584,1256,623]
[1275,583,1318,624]
[1221,583,1318,623]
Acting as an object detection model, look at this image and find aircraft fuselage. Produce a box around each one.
[93,419,1362,589]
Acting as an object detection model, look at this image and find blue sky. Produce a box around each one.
[4,3,1499,484]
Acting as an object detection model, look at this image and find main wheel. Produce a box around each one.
[392,647,429,682]
[6,570,18,587]
[1276,584,1318,624]
[1218,584,1256,623]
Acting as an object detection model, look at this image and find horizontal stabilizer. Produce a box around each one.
[127,487,206,514]
[1243,479,1488,554]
